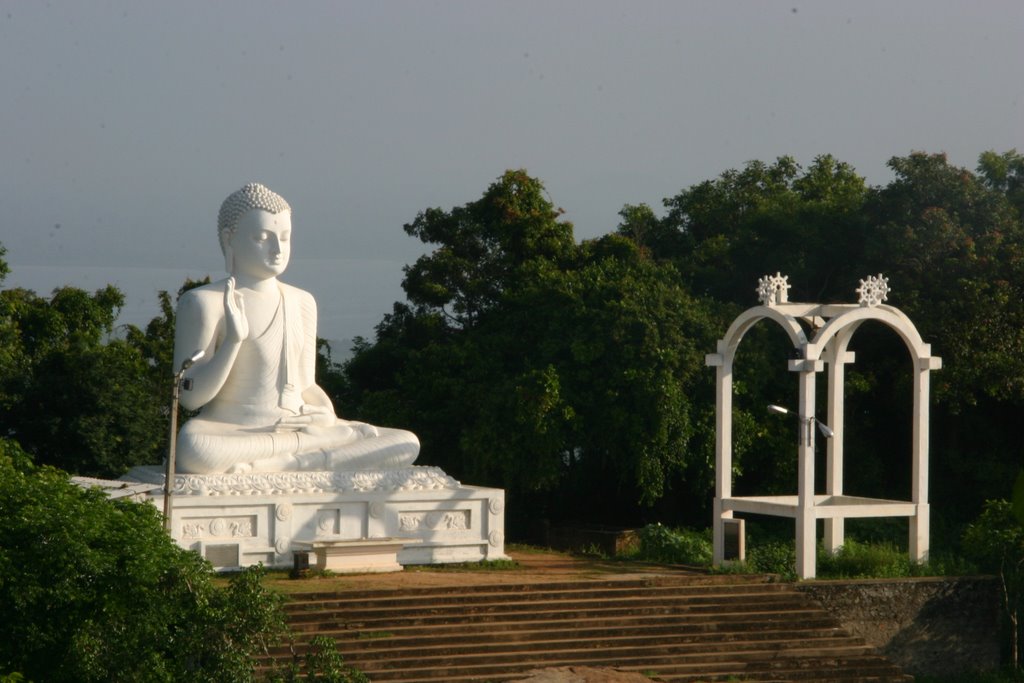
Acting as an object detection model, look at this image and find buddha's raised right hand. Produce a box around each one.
[224,276,249,343]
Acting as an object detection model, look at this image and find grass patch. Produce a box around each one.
[621,524,980,581]
[915,670,1024,683]
[407,558,520,572]
[505,542,553,554]
[817,539,911,578]
[356,630,394,640]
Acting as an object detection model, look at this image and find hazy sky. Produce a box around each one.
[2,1,1022,343]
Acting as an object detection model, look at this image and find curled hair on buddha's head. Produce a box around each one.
[217,183,291,269]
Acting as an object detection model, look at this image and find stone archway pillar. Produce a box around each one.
[710,340,732,567]
[911,351,941,563]
[793,357,819,578]
[823,331,856,554]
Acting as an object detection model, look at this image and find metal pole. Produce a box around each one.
[800,416,814,448]
[163,350,204,533]
[163,368,184,532]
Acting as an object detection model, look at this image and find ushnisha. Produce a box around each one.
[172,183,419,474]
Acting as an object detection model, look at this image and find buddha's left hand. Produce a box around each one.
[273,404,336,432]
[299,404,336,427]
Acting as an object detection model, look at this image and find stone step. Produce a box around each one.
[347,634,870,662]
[287,607,822,636]
[326,637,873,669]
[284,577,784,610]
[286,592,809,624]
[267,577,912,682]
[281,618,846,647]
[383,662,912,683]
[274,624,858,660]
[286,592,798,618]
[283,574,776,605]
[355,644,899,681]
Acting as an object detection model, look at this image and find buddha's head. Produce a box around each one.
[217,183,292,276]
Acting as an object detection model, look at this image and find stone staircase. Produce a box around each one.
[267,575,913,682]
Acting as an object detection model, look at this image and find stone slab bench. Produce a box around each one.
[294,537,418,573]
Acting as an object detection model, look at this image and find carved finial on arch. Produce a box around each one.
[856,273,890,307]
[757,272,791,306]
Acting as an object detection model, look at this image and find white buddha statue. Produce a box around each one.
[172,183,419,474]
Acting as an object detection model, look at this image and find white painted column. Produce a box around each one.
[794,359,818,579]
[910,354,939,564]
[824,337,855,555]
[708,346,733,567]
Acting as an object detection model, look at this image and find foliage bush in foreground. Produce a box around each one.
[267,636,369,683]
[630,523,980,583]
[963,499,1024,671]
[746,540,799,579]
[632,523,801,578]
[0,439,288,682]
[634,523,713,565]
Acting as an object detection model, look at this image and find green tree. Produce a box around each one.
[978,148,1024,218]
[963,499,1024,670]
[0,246,212,477]
[616,203,686,258]
[453,234,719,513]
[401,169,576,328]
[340,172,722,532]
[0,439,289,682]
[343,170,577,475]
[269,635,369,683]
[123,277,210,380]
[862,152,1024,524]
[867,151,1024,407]
[658,154,869,303]
[640,156,875,500]
[0,277,166,476]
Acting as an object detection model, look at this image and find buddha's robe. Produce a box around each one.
[176,281,419,474]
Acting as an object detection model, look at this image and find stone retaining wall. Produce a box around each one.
[797,576,1001,677]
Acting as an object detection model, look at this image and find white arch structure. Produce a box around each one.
[705,274,942,579]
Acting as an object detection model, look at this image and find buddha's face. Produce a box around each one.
[229,209,292,280]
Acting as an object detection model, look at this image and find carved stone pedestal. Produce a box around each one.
[122,466,507,571]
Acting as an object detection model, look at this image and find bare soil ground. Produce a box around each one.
[262,546,705,594]
[513,666,658,682]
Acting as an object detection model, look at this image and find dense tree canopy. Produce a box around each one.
[651,154,870,303]
[0,259,209,478]
[401,169,577,328]
[866,152,1024,407]
[863,153,1024,519]
[0,273,165,476]
[337,172,723,530]
[0,440,288,682]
